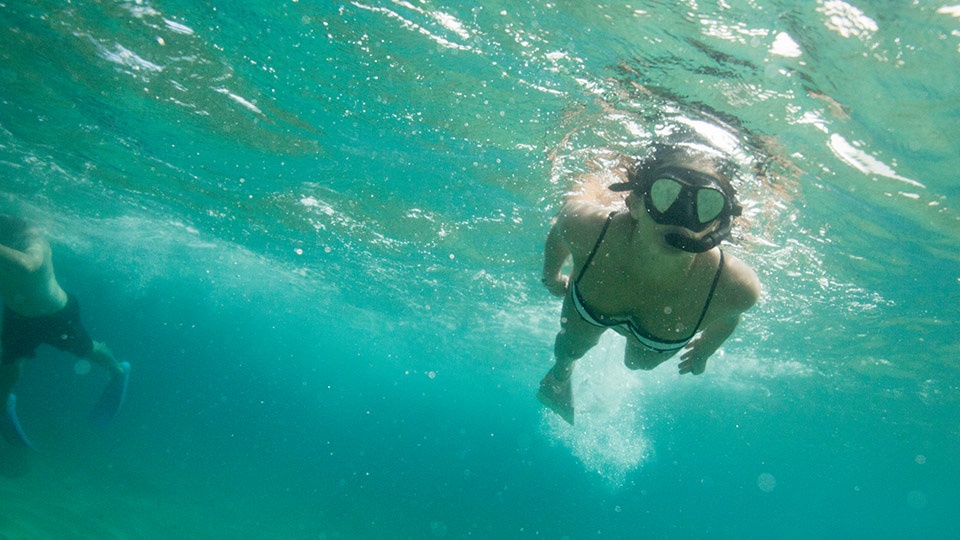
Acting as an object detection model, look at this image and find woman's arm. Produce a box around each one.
[678,255,761,375]
[541,170,628,297]
[541,216,571,297]
[678,313,741,375]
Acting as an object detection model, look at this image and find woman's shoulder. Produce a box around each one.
[556,202,616,252]
[716,250,761,312]
[557,200,613,223]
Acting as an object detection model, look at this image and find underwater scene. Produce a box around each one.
[1,0,958,538]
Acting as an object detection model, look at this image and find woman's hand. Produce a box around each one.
[678,339,710,375]
[678,311,747,375]
[542,274,569,297]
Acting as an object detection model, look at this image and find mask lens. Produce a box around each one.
[696,188,726,223]
[649,178,683,213]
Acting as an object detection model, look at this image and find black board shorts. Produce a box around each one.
[1,294,94,364]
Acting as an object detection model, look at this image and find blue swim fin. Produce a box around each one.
[88,362,130,427]
[1,394,35,449]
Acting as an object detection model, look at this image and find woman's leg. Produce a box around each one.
[623,338,672,371]
[538,297,605,424]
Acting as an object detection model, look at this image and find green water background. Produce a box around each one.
[1,1,958,538]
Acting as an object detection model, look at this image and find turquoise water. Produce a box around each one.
[1,0,958,538]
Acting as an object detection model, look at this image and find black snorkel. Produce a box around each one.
[661,202,741,253]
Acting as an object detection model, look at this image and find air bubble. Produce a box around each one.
[74,359,92,375]
[757,472,777,492]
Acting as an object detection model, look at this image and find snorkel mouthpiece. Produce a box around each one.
[662,190,741,253]
[663,222,729,253]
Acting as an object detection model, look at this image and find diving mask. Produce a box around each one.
[610,165,741,252]
[644,169,731,232]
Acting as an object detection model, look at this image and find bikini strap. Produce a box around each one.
[574,212,617,286]
[690,249,725,333]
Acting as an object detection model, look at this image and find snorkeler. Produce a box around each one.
[538,144,760,424]
[0,214,130,448]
